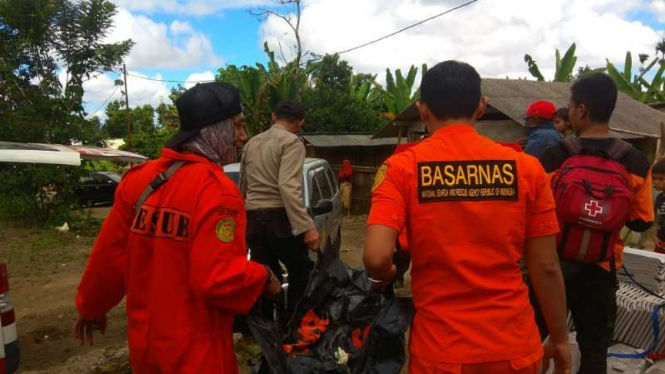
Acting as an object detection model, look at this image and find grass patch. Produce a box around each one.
[0,219,99,277]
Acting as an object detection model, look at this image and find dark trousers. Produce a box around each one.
[530,262,617,374]
[246,208,313,318]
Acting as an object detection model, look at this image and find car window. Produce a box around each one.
[79,176,93,184]
[310,171,324,207]
[106,173,122,183]
[92,174,110,184]
[326,167,338,195]
[225,171,240,185]
[314,169,333,200]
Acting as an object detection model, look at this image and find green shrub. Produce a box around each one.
[0,164,82,226]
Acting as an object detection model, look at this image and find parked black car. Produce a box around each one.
[74,171,122,207]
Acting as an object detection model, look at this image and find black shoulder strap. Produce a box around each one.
[606,138,632,161]
[561,137,582,156]
[134,161,186,213]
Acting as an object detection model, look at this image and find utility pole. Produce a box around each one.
[123,64,132,152]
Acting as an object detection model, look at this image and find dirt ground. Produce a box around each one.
[4,212,376,374]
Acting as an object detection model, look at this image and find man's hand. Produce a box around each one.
[542,338,572,374]
[304,229,320,251]
[262,270,282,299]
[74,315,107,346]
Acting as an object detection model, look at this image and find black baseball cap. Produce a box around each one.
[165,82,243,149]
[274,99,306,120]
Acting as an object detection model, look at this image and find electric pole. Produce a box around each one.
[123,64,132,152]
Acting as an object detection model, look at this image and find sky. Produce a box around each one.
[81,0,665,119]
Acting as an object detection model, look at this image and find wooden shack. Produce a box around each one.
[301,134,398,214]
[374,79,665,162]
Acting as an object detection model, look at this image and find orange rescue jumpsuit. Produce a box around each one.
[76,148,268,374]
[369,125,559,374]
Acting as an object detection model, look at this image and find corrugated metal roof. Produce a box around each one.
[302,133,398,147]
[374,79,665,139]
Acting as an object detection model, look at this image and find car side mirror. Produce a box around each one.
[312,199,333,216]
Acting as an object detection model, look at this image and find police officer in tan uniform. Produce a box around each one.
[240,100,320,316]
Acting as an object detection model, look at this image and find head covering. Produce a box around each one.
[338,160,353,182]
[180,119,237,165]
[274,100,306,120]
[166,82,242,149]
[524,100,557,120]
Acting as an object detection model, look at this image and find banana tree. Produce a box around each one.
[349,74,375,103]
[382,64,428,116]
[216,42,307,135]
[524,43,603,82]
[606,52,665,104]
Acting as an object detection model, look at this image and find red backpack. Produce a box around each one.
[552,138,633,264]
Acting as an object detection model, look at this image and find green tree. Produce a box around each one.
[217,43,306,135]
[0,0,132,145]
[102,101,155,138]
[301,54,383,132]
[0,0,132,225]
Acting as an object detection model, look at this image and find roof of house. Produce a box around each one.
[301,133,398,147]
[374,79,665,139]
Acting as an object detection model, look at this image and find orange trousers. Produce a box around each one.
[409,357,540,374]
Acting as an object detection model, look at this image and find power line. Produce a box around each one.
[126,72,216,84]
[332,0,478,57]
[124,0,480,85]
[86,85,120,118]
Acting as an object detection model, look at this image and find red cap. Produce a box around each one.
[525,100,557,120]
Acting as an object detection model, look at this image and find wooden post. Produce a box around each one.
[397,126,404,146]
[659,122,665,161]
[123,64,132,152]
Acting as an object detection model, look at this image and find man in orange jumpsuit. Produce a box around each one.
[364,61,572,374]
[74,82,282,374]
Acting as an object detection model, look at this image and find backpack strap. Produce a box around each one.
[561,137,582,156]
[134,160,187,213]
[606,138,632,162]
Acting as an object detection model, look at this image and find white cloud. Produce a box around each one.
[261,0,663,81]
[184,71,216,89]
[106,9,222,70]
[651,0,665,22]
[69,72,171,119]
[109,0,270,16]
[170,20,194,35]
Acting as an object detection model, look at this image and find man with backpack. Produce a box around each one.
[365,61,571,374]
[539,73,654,374]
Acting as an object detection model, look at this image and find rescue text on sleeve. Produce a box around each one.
[418,161,518,203]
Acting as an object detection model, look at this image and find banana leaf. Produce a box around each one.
[607,60,642,101]
[624,52,632,82]
[524,54,545,81]
[555,43,577,82]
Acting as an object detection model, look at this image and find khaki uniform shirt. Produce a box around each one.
[240,125,315,236]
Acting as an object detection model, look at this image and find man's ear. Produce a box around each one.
[474,96,489,120]
[417,101,431,122]
[578,104,588,121]
[271,113,277,124]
